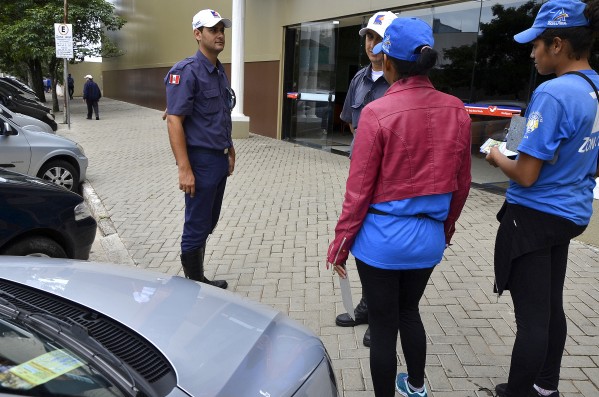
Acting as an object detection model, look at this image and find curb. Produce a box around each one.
[82,181,136,266]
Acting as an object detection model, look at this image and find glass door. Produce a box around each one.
[283,21,338,151]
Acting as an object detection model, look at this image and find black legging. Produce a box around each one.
[356,258,434,397]
[504,242,570,396]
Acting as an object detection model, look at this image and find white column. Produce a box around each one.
[229,0,249,138]
[231,0,247,119]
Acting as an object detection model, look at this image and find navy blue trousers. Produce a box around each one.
[181,149,228,253]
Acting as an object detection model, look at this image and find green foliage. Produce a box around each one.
[474,1,539,99]
[437,1,539,101]
[0,0,125,107]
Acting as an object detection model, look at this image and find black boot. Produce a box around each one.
[198,245,228,289]
[180,249,204,281]
[335,296,368,327]
[180,248,228,289]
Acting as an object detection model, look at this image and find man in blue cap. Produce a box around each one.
[335,10,397,348]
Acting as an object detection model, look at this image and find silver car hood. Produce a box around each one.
[0,257,328,397]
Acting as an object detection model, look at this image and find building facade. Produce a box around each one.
[81,0,545,187]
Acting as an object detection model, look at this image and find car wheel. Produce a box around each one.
[37,160,79,192]
[1,236,67,258]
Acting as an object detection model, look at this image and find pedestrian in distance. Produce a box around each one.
[67,73,74,100]
[335,10,397,348]
[486,0,599,396]
[327,17,471,397]
[165,9,236,289]
[82,75,101,120]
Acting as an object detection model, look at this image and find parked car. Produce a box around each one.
[0,103,55,134]
[0,80,48,111]
[0,256,339,397]
[0,113,87,192]
[0,169,96,259]
[0,76,37,98]
[0,91,57,131]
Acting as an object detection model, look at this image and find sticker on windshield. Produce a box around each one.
[3,349,83,390]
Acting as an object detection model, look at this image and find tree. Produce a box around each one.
[438,1,538,102]
[0,0,125,111]
[474,1,539,100]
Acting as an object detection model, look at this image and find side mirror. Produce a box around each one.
[0,121,16,136]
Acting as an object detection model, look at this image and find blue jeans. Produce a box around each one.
[181,148,229,253]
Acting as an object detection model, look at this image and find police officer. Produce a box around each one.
[336,11,397,347]
[165,9,236,289]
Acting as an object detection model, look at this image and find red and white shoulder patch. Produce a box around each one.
[169,74,180,85]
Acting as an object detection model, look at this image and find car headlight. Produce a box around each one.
[76,143,86,156]
[46,112,55,120]
[74,202,93,221]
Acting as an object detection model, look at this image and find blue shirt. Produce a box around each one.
[340,64,389,130]
[165,50,233,150]
[507,70,599,226]
[351,194,452,270]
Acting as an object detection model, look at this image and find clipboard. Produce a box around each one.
[506,115,526,152]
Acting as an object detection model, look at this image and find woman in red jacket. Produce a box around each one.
[326,17,471,397]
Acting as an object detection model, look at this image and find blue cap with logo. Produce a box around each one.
[372,17,434,62]
[514,0,589,43]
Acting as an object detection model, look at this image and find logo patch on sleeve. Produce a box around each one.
[169,74,180,85]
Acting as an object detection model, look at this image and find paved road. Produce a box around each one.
[57,97,599,397]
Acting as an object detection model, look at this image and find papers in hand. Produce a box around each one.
[480,138,517,157]
[338,270,355,321]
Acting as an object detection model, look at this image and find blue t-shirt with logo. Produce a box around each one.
[507,70,599,225]
[351,194,451,270]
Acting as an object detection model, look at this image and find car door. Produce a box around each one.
[0,115,32,175]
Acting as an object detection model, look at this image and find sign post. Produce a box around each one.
[55,23,73,128]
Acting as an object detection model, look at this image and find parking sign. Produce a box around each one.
[55,23,73,59]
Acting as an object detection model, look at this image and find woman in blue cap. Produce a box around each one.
[326,17,471,397]
[486,0,599,396]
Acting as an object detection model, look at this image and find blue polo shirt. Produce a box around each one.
[507,70,599,226]
[165,50,233,150]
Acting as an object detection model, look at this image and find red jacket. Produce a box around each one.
[327,76,472,265]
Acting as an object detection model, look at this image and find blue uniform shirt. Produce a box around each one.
[507,70,599,226]
[165,50,233,150]
[340,64,390,129]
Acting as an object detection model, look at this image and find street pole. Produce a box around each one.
[63,0,70,128]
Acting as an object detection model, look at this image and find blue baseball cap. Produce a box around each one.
[372,17,434,62]
[514,0,589,43]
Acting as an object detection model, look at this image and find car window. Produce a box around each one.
[0,318,127,397]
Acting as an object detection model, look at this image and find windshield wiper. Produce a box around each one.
[0,291,142,397]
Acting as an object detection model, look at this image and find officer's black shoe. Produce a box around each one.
[363,326,371,347]
[335,297,368,327]
[204,278,228,289]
